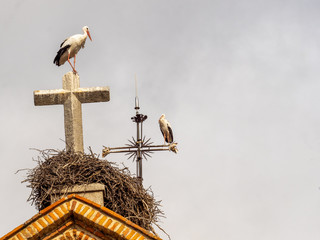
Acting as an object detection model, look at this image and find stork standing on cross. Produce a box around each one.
[53,26,92,74]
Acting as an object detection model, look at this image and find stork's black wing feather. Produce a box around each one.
[53,44,70,66]
[167,124,174,143]
[60,38,68,48]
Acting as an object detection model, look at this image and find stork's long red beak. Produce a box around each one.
[87,30,92,41]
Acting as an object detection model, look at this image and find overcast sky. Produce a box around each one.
[1,0,320,239]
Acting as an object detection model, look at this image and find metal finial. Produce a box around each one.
[135,74,140,111]
[135,97,140,111]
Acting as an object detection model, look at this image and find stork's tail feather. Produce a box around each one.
[166,137,174,144]
[53,45,70,66]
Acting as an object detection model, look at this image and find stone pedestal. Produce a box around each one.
[50,183,105,206]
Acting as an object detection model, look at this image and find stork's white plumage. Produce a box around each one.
[159,114,174,143]
[53,26,92,73]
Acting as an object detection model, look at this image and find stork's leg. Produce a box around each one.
[74,54,76,70]
[67,53,77,74]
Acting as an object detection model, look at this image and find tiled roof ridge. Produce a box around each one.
[1,194,162,240]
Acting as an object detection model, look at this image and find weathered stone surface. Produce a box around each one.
[34,72,110,153]
[50,183,105,206]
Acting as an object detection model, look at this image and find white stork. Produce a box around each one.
[159,114,174,144]
[53,26,92,73]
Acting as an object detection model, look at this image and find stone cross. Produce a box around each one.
[34,72,110,153]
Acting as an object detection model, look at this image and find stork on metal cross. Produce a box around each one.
[34,72,110,153]
[102,95,178,183]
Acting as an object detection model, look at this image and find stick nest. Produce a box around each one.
[22,149,164,231]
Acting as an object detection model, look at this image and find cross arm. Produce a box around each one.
[102,142,178,157]
[74,87,110,103]
[34,89,69,106]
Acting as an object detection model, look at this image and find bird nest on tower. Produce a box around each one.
[21,149,164,231]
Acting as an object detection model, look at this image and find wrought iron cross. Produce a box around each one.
[102,95,178,182]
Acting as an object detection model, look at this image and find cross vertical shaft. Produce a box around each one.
[136,119,142,180]
[62,73,84,152]
[131,96,148,181]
